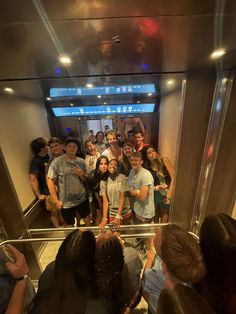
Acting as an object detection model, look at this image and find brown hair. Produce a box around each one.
[48,137,62,146]
[161,225,205,283]
[157,284,215,314]
[130,151,143,160]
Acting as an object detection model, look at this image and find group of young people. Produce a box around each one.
[29,127,174,232]
[1,213,235,314]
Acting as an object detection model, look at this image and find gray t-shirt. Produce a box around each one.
[47,155,86,208]
[128,167,155,218]
[100,174,130,218]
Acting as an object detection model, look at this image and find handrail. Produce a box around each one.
[0,223,199,246]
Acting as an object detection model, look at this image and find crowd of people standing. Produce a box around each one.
[29,120,174,232]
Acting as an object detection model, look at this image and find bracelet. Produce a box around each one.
[115,214,123,220]
[102,217,108,221]
[16,273,29,281]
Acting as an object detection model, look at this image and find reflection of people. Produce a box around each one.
[84,140,100,174]
[134,131,148,152]
[99,159,131,228]
[129,152,155,224]
[124,118,145,138]
[87,130,95,143]
[47,137,66,227]
[87,156,109,225]
[95,131,107,153]
[102,131,122,161]
[119,143,134,177]
[29,137,49,202]
[143,225,206,314]
[142,145,174,223]
[47,138,90,227]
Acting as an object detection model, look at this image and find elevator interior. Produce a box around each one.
[0,1,236,278]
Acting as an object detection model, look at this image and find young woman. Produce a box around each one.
[29,230,96,314]
[95,131,106,153]
[99,159,131,228]
[142,145,174,223]
[102,131,122,161]
[87,156,109,225]
[95,231,143,314]
[119,143,134,177]
[84,140,100,174]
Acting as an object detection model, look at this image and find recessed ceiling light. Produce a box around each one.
[58,56,72,64]
[86,83,93,88]
[97,95,101,98]
[210,48,226,59]
[46,97,51,101]
[166,80,175,85]
[70,103,74,106]
[148,93,152,96]
[4,87,14,94]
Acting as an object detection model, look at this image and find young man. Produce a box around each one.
[134,131,148,152]
[128,152,155,224]
[47,138,90,227]
[46,137,66,227]
[142,225,206,314]
[29,137,50,202]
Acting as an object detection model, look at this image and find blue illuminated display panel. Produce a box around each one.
[50,84,156,98]
[52,104,155,117]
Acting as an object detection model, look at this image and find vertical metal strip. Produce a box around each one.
[169,76,187,223]
[190,71,233,234]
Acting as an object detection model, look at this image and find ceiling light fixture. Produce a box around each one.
[46,97,51,101]
[104,102,107,105]
[86,83,93,88]
[210,48,226,59]
[166,80,175,85]
[148,93,152,96]
[58,56,72,64]
[4,87,14,94]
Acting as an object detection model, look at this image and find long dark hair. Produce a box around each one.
[94,155,109,182]
[141,145,163,174]
[95,231,124,314]
[29,230,96,314]
[199,214,236,314]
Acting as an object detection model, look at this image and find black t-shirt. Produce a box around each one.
[29,155,50,195]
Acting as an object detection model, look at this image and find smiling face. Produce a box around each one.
[146,147,158,161]
[123,144,133,157]
[134,132,144,146]
[107,133,117,147]
[130,156,143,172]
[49,142,63,157]
[108,159,118,175]
[86,142,95,154]
[98,157,108,173]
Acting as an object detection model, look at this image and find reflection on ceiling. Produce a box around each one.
[0,0,235,101]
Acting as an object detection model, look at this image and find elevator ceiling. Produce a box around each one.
[0,0,236,101]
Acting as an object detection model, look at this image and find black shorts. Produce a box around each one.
[62,199,90,225]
